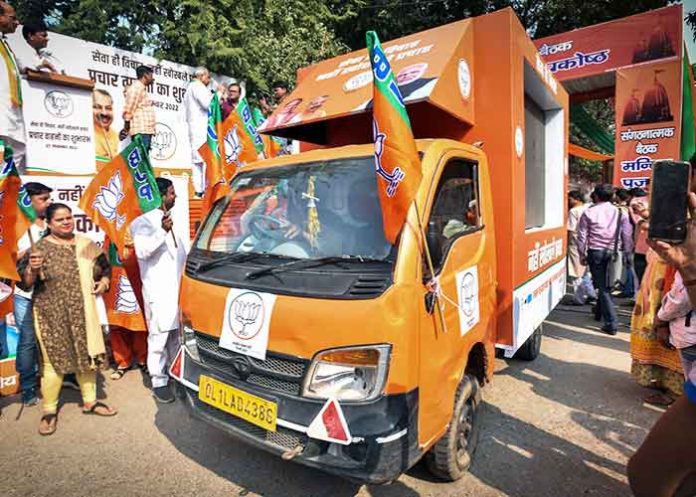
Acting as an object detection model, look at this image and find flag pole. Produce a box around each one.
[26,227,45,281]
[413,203,447,334]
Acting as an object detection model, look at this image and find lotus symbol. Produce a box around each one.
[44,90,73,118]
[228,292,265,340]
[115,275,139,314]
[224,125,242,166]
[372,120,405,197]
[460,273,476,317]
[93,171,126,228]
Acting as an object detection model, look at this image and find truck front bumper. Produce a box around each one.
[175,348,421,484]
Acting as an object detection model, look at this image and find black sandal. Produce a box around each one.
[38,413,58,436]
[137,363,149,375]
[110,368,128,380]
[82,401,117,417]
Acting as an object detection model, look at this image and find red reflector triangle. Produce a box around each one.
[169,347,183,379]
[307,398,352,445]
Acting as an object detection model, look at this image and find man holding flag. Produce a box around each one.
[0,141,54,405]
[130,177,187,403]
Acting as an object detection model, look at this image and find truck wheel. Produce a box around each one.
[425,374,482,481]
[514,325,543,361]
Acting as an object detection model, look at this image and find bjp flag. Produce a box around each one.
[199,94,229,212]
[221,103,261,178]
[366,31,422,244]
[0,142,35,281]
[79,138,161,251]
[102,240,147,331]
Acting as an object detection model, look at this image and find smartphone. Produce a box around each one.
[648,160,691,244]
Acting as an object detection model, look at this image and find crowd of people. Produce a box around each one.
[567,182,696,495]
[0,1,299,431]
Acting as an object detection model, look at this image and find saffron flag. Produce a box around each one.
[366,31,422,244]
[680,47,696,161]
[220,99,262,178]
[79,138,161,251]
[199,94,229,212]
[0,143,35,281]
[102,239,147,332]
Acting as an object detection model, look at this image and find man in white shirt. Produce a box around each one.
[130,177,187,403]
[0,2,26,172]
[182,67,214,198]
[19,22,61,74]
[13,182,52,406]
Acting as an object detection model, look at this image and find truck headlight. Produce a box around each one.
[179,312,200,362]
[302,345,391,402]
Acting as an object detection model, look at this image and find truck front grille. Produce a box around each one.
[195,332,309,396]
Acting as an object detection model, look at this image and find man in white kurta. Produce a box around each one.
[130,177,187,403]
[182,67,214,197]
[0,3,26,171]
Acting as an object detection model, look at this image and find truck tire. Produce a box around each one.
[514,325,543,361]
[425,374,482,481]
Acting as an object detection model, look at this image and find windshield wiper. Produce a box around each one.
[245,255,385,280]
[195,252,271,272]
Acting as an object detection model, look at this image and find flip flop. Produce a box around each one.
[82,401,118,417]
[110,368,128,380]
[38,413,58,436]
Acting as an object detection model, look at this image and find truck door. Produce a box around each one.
[417,154,495,447]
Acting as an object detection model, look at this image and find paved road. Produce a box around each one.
[1,300,662,497]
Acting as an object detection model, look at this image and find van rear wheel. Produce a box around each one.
[425,374,482,481]
[514,325,543,361]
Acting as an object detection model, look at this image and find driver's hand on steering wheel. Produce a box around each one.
[285,224,302,239]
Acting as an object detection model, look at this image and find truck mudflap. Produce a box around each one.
[498,258,566,357]
[171,347,421,484]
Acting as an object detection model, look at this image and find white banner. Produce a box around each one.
[219,288,277,360]
[8,29,232,174]
[27,174,191,247]
[510,258,566,354]
[23,81,95,175]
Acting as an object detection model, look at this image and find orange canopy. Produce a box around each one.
[260,19,476,145]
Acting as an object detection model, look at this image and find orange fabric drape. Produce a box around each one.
[568,143,613,162]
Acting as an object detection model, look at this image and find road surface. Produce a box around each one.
[0,299,662,497]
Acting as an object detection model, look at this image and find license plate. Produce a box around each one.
[198,375,277,432]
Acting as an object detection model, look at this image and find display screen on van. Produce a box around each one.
[195,157,392,261]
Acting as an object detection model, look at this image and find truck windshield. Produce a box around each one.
[195,157,392,261]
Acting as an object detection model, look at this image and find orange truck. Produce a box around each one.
[172,8,568,483]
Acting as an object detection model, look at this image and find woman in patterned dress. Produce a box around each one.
[630,249,684,406]
[19,203,117,435]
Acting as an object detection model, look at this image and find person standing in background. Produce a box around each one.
[577,184,634,335]
[0,2,26,172]
[182,67,215,198]
[567,190,596,305]
[221,82,241,121]
[13,182,52,407]
[120,65,156,153]
[19,22,59,73]
[629,187,650,285]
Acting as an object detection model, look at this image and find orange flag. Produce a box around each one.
[199,94,230,212]
[102,239,147,332]
[220,109,259,178]
[79,138,161,251]
[0,142,34,281]
[367,31,422,244]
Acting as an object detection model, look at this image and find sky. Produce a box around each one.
[685,0,696,59]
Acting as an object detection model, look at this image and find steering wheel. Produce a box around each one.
[247,214,291,241]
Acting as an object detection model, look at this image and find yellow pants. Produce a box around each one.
[40,361,97,414]
[36,325,97,413]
